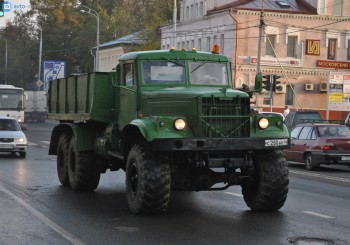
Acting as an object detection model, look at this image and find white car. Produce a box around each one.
[0,117,27,158]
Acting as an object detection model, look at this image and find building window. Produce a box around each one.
[220,34,225,54]
[287,36,297,58]
[198,38,202,50]
[285,85,294,106]
[266,34,276,56]
[317,0,326,14]
[195,3,198,18]
[347,39,350,61]
[190,5,194,19]
[328,38,337,60]
[191,40,194,49]
[334,0,342,16]
[186,6,189,20]
[207,37,211,52]
[199,2,204,16]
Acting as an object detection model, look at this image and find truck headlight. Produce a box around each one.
[174,118,186,131]
[258,118,269,129]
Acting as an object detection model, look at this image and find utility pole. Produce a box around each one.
[173,0,177,48]
[255,0,265,107]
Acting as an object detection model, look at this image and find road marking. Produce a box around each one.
[114,226,139,232]
[290,169,350,184]
[40,141,50,144]
[0,184,85,245]
[303,211,335,219]
[224,192,243,197]
[28,142,38,146]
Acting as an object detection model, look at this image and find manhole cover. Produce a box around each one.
[287,237,336,245]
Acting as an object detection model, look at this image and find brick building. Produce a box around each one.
[160,0,350,119]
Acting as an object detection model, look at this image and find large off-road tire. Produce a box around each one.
[68,137,100,191]
[57,133,71,186]
[126,143,171,215]
[241,149,289,211]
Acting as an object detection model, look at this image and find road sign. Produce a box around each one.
[36,80,43,87]
[43,60,66,89]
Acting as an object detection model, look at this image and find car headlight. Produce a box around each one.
[258,118,269,129]
[15,137,26,143]
[174,118,186,131]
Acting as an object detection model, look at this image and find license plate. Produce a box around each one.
[265,139,288,147]
[341,156,350,161]
[0,144,13,149]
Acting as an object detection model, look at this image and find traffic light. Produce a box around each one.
[0,0,4,17]
[272,75,282,92]
[262,74,272,91]
[254,73,262,92]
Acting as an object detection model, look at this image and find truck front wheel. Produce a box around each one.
[57,133,71,186]
[126,143,171,214]
[241,150,289,211]
[67,136,100,191]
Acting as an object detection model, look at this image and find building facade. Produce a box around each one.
[161,0,350,119]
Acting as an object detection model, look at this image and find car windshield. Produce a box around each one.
[190,62,229,85]
[317,125,350,137]
[142,61,185,84]
[0,119,21,131]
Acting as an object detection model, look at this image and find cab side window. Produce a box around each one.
[123,63,134,86]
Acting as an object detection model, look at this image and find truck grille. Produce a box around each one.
[200,97,250,138]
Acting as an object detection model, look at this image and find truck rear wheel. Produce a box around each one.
[57,133,71,186]
[126,143,171,215]
[241,150,289,211]
[68,137,100,191]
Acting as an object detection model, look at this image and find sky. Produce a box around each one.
[0,0,31,28]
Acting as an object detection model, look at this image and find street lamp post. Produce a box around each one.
[0,37,7,85]
[80,5,100,72]
[38,24,42,85]
[173,0,177,48]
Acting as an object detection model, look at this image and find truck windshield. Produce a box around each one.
[190,62,229,85]
[142,61,185,84]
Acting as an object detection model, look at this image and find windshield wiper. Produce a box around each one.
[162,57,184,67]
[191,59,208,73]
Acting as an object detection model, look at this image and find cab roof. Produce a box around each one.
[119,49,230,62]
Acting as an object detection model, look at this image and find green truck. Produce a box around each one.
[48,48,290,214]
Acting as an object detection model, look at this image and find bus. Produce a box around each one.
[0,85,25,123]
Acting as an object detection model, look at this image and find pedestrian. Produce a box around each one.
[283,106,290,118]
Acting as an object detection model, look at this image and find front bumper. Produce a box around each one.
[152,137,291,152]
[0,143,27,153]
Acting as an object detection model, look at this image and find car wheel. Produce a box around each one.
[305,153,316,171]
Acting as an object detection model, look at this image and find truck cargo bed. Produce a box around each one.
[48,72,116,123]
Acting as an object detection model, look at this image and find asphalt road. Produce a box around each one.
[0,121,349,245]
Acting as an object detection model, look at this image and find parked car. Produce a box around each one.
[0,117,27,158]
[284,123,350,170]
[284,111,323,129]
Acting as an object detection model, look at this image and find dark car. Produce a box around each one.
[284,111,323,129]
[284,123,350,170]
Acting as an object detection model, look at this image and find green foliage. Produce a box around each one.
[0,0,178,88]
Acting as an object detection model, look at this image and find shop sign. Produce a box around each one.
[305,40,320,55]
[249,56,301,67]
[317,60,350,69]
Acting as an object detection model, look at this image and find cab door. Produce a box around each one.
[118,62,138,129]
